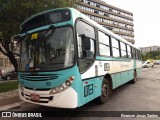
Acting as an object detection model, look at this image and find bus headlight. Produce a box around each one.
[50,88,59,94]
[59,85,65,91]
[49,76,74,94]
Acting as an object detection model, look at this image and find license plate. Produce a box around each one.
[31,94,40,101]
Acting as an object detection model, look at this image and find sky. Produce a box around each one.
[101,0,160,47]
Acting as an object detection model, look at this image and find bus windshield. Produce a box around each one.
[20,26,75,71]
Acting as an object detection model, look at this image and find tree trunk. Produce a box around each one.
[7,51,18,71]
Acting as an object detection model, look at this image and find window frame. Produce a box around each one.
[111,37,120,58]
[127,45,132,59]
[120,42,127,58]
[98,31,111,57]
[76,19,97,73]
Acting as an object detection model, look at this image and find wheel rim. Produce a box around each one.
[102,84,108,97]
[6,76,11,80]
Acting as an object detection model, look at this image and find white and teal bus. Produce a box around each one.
[18,8,142,108]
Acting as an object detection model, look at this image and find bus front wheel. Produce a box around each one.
[97,79,110,104]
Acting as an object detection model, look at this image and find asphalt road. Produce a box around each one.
[1,66,160,120]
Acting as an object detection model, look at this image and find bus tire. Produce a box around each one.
[97,79,110,104]
[131,71,137,84]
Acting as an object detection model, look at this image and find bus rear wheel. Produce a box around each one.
[97,79,110,104]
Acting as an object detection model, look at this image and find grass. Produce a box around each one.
[0,80,19,93]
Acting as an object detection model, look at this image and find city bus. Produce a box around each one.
[18,7,142,108]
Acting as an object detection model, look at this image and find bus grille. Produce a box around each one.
[19,74,59,81]
[24,93,53,103]
[24,87,50,91]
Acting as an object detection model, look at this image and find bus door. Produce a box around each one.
[77,33,96,105]
[76,20,97,104]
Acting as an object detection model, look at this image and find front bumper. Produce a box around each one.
[18,86,78,108]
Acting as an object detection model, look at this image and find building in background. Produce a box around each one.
[76,0,135,44]
[0,53,19,70]
[0,52,13,68]
[140,46,160,54]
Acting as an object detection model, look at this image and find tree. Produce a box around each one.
[141,50,160,61]
[0,0,78,71]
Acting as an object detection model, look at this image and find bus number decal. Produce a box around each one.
[104,63,110,71]
[84,84,93,97]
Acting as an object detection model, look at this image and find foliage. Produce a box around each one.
[141,51,160,61]
[0,81,18,93]
[0,0,78,70]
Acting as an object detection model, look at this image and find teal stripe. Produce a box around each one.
[96,56,131,62]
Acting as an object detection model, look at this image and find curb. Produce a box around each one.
[0,102,24,111]
[0,79,18,84]
[0,89,23,111]
[0,89,18,100]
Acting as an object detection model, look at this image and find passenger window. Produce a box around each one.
[98,31,110,45]
[98,31,111,56]
[99,44,110,56]
[120,42,127,58]
[127,45,132,58]
[111,38,120,57]
[112,48,120,57]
